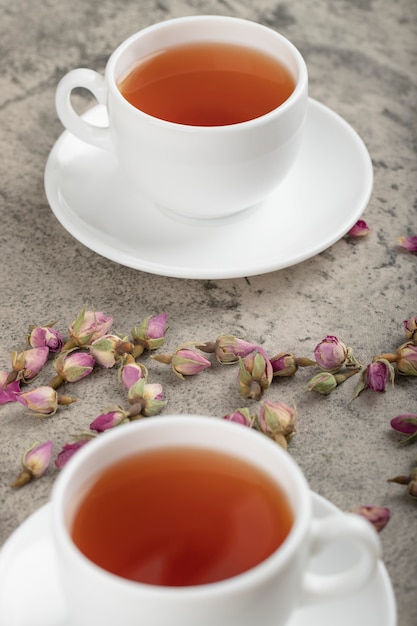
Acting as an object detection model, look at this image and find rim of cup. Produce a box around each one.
[105,15,308,131]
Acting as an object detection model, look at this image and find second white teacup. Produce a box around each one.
[55,16,308,219]
[51,415,381,626]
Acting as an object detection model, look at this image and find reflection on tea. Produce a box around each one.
[72,446,293,586]
[118,41,295,126]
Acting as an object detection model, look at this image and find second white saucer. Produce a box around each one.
[0,492,395,626]
[44,99,373,279]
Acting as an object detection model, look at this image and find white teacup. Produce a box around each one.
[51,415,381,626]
[55,16,308,219]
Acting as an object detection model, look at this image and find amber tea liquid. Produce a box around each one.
[118,41,295,126]
[72,446,293,586]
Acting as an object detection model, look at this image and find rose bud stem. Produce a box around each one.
[377,353,398,363]
[49,374,65,389]
[334,367,361,384]
[58,395,77,406]
[296,357,317,367]
[247,380,263,400]
[126,402,145,419]
[10,469,33,489]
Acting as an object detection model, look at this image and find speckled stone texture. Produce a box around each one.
[0,0,416,624]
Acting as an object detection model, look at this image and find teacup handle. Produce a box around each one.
[301,513,381,604]
[55,69,113,151]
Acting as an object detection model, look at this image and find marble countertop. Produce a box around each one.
[0,0,416,624]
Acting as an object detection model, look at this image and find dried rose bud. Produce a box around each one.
[398,235,417,254]
[120,357,148,390]
[270,352,316,377]
[396,342,417,376]
[351,358,395,399]
[314,336,351,373]
[55,439,91,469]
[346,219,370,237]
[90,408,130,432]
[127,379,167,417]
[305,372,338,395]
[390,414,417,444]
[238,350,273,400]
[9,347,49,383]
[152,346,211,380]
[352,505,391,533]
[89,334,133,368]
[49,350,95,388]
[198,335,259,365]
[64,307,113,350]
[131,313,168,357]
[270,352,298,377]
[223,408,254,427]
[0,371,20,404]
[404,316,417,344]
[258,400,297,449]
[28,324,63,352]
[10,440,53,488]
[16,386,76,416]
[305,368,359,395]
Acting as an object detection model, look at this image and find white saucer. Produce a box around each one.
[44,99,373,279]
[0,492,396,626]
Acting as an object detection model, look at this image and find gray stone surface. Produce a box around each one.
[0,0,416,624]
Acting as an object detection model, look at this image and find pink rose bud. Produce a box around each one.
[270,352,316,377]
[90,408,129,432]
[28,325,63,352]
[390,414,417,443]
[346,219,370,237]
[10,347,49,383]
[131,313,168,357]
[17,386,76,416]
[152,346,211,380]
[65,307,113,349]
[313,335,348,372]
[223,408,254,427]
[366,359,395,391]
[198,335,259,364]
[127,379,167,416]
[396,342,417,376]
[352,505,391,533]
[10,440,53,488]
[50,350,95,388]
[120,358,148,390]
[258,400,297,449]
[390,413,417,434]
[398,235,417,253]
[305,372,338,395]
[238,350,273,400]
[351,358,395,400]
[89,334,133,368]
[403,316,417,344]
[55,440,91,469]
[0,371,20,404]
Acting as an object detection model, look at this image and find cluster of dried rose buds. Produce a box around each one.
[1,308,414,521]
[223,401,297,451]
[0,308,169,486]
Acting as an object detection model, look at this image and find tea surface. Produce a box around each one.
[72,446,293,586]
[118,41,295,126]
